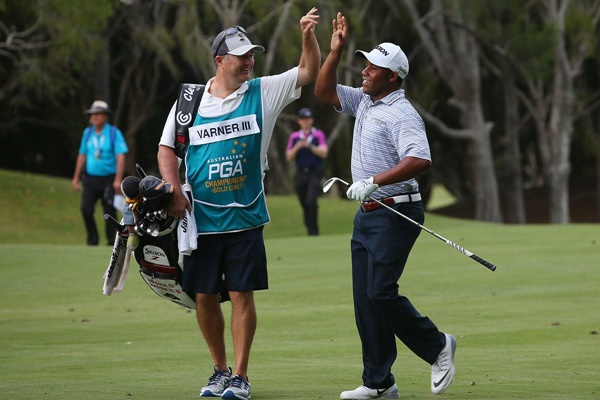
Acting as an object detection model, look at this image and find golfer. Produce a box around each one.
[314,12,456,399]
[157,8,320,400]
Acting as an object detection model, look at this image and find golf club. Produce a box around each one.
[322,177,497,272]
[135,163,147,178]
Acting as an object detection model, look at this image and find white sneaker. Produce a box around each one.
[431,333,456,394]
[340,384,399,399]
[221,375,251,400]
[199,366,232,397]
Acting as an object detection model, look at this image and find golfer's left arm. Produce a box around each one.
[296,7,320,88]
[372,156,430,186]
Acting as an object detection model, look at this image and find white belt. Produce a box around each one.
[361,193,421,212]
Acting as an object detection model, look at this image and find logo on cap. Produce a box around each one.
[376,45,389,57]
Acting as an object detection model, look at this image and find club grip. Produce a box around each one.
[470,254,497,272]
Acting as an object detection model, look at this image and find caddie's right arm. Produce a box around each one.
[156,144,192,219]
[157,145,191,220]
[296,7,321,89]
[157,102,192,220]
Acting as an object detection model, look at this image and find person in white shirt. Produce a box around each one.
[157,8,320,400]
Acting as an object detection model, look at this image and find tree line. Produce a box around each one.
[1,0,599,223]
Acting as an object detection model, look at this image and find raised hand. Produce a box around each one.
[330,12,348,52]
[300,7,319,35]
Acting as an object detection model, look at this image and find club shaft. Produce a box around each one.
[104,213,124,231]
[135,163,147,177]
[368,197,497,272]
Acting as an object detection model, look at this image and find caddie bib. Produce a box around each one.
[185,79,268,233]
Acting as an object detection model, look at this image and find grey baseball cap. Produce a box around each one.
[211,26,265,59]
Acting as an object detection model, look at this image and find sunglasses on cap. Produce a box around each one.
[214,26,247,57]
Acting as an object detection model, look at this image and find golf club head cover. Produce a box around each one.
[137,176,175,233]
[121,175,142,199]
[347,177,379,201]
[139,176,173,199]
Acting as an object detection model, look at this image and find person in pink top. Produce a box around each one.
[286,107,328,235]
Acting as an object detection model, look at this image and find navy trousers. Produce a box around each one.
[350,200,445,389]
[293,168,322,235]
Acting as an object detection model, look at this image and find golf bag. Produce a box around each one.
[132,174,196,309]
[103,167,196,309]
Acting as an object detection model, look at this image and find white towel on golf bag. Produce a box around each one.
[178,184,197,255]
[112,233,136,293]
[103,224,132,295]
[103,265,120,296]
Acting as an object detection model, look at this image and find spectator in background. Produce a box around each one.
[285,107,328,235]
[72,100,128,245]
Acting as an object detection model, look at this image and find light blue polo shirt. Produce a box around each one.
[78,123,128,176]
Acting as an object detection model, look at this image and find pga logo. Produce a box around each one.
[209,160,243,179]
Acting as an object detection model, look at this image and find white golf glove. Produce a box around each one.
[346,177,379,201]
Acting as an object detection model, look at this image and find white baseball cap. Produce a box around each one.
[211,26,265,59]
[355,42,409,78]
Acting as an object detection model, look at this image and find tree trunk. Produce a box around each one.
[522,0,582,224]
[539,114,573,224]
[597,155,600,219]
[467,117,502,221]
[548,161,570,223]
[597,113,600,219]
[92,45,111,102]
[496,54,526,223]
[545,52,574,224]
[401,0,503,222]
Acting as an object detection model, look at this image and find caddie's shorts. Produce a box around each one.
[182,226,268,294]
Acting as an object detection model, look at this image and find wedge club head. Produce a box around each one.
[322,177,350,193]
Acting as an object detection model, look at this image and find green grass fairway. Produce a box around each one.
[0,169,450,244]
[0,169,598,399]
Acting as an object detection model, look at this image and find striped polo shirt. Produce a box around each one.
[336,85,431,199]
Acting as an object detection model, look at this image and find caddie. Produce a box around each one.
[156,8,321,400]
